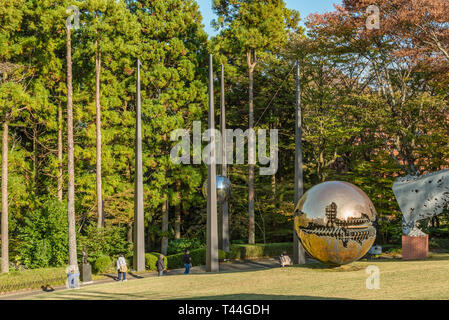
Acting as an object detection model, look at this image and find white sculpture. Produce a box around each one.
[392,170,449,236]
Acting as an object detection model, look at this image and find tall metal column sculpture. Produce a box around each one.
[293,61,306,264]
[220,64,230,252]
[134,59,145,271]
[206,54,219,272]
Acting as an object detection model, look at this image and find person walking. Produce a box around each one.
[116,254,128,282]
[156,254,165,276]
[183,250,192,274]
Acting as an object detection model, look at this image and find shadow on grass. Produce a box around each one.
[33,290,349,300]
[289,252,449,270]
[292,263,365,272]
[175,293,349,300]
[359,253,449,263]
[99,272,145,281]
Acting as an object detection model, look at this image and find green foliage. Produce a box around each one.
[0,267,66,294]
[12,198,68,269]
[212,0,300,56]
[145,252,168,271]
[1,0,449,271]
[93,255,112,274]
[167,238,204,255]
[429,228,449,239]
[77,225,133,264]
[429,239,449,250]
[377,216,403,245]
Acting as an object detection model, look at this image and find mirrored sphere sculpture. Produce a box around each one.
[203,176,232,204]
[294,181,377,265]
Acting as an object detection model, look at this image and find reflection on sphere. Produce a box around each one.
[203,176,231,204]
[294,181,377,265]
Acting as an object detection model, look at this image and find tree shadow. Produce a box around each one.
[100,274,118,281]
[127,272,144,279]
[99,272,145,281]
[34,290,349,301]
[175,293,350,300]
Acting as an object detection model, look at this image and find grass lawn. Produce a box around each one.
[27,253,449,300]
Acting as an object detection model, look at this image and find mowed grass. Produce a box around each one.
[28,253,449,300]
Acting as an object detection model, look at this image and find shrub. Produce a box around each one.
[13,198,68,268]
[166,248,226,269]
[93,255,112,274]
[145,252,168,271]
[78,225,133,265]
[430,238,449,249]
[167,238,204,255]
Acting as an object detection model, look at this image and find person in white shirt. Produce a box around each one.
[116,254,128,282]
[279,252,292,267]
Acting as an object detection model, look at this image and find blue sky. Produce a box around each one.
[196,0,342,36]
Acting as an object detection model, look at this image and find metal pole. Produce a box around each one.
[206,54,219,272]
[133,59,145,271]
[293,60,306,264]
[220,64,230,252]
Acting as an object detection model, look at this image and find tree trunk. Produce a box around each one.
[95,36,103,228]
[175,180,181,239]
[161,198,169,255]
[1,119,9,273]
[57,103,63,202]
[247,49,256,244]
[66,27,77,266]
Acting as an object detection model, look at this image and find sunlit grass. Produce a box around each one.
[28,253,449,300]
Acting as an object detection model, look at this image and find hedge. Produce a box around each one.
[166,248,226,269]
[226,242,292,260]
[0,267,67,294]
[165,243,292,269]
[145,252,168,271]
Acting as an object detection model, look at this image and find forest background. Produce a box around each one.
[0,0,448,270]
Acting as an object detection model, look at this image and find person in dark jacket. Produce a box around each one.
[156,254,165,276]
[183,250,192,274]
